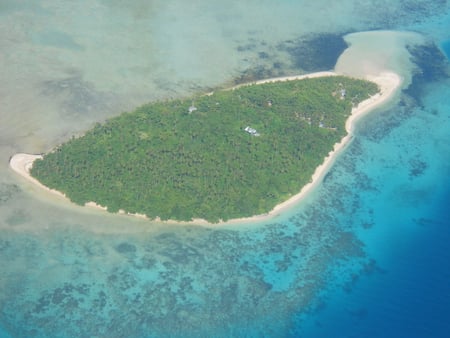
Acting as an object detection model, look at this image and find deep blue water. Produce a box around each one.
[298,183,450,337]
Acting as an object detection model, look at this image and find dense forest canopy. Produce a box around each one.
[31,76,379,222]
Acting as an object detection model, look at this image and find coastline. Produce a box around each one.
[9,71,401,226]
[232,71,338,88]
[259,72,401,220]
[9,153,66,199]
[217,71,401,225]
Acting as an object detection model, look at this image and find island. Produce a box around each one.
[10,72,401,224]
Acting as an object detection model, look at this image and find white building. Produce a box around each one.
[244,126,260,136]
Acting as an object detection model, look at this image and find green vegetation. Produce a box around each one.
[31,76,378,222]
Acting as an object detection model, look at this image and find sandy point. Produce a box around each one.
[9,153,106,211]
[9,153,48,189]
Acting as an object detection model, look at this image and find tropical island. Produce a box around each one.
[10,72,401,224]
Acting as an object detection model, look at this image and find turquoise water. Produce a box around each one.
[1,1,450,337]
[442,40,450,59]
[298,75,450,337]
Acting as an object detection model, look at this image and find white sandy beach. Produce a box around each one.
[9,153,108,211]
[233,71,338,88]
[9,153,66,199]
[255,72,401,219]
[9,71,401,226]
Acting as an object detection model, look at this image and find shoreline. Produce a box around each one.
[232,71,338,88]
[9,71,401,226]
[217,71,401,225]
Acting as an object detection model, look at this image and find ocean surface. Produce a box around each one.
[1,1,449,337]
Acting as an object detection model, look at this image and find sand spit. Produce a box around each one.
[9,153,65,199]
[9,153,108,211]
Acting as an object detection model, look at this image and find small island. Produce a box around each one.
[10,72,401,224]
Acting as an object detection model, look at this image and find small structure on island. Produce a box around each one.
[188,105,197,114]
[244,126,260,136]
[340,88,346,99]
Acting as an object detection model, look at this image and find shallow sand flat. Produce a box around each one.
[9,71,401,226]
